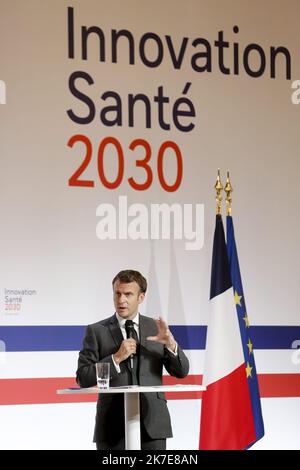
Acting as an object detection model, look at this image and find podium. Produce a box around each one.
[57,384,205,450]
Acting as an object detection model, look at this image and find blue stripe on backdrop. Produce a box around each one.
[0,326,85,352]
[0,325,299,351]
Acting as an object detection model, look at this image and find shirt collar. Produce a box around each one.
[116,312,140,329]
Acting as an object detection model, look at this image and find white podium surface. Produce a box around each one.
[57,384,205,450]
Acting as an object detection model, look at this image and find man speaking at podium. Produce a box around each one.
[76,269,189,450]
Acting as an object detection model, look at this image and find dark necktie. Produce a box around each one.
[125,320,139,385]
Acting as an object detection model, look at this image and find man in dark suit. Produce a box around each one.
[76,269,189,450]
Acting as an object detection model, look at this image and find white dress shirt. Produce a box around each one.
[116,311,140,341]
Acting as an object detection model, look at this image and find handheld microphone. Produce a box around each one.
[125,319,135,370]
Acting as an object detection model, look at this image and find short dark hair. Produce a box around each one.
[112,270,147,294]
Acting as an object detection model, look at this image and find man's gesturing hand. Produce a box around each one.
[146,317,177,352]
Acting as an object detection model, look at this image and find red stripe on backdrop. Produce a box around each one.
[259,373,300,398]
[0,374,299,405]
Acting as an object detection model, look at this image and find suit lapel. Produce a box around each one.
[108,314,123,348]
[139,314,152,350]
[108,313,133,374]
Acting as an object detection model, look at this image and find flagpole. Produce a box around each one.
[224,171,233,216]
[215,168,223,215]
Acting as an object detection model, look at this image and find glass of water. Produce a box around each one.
[96,362,110,389]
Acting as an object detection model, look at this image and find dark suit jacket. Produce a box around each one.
[76,314,189,444]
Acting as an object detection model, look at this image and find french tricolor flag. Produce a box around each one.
[199,214,264,450]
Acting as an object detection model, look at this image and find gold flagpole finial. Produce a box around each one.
[215,169,223,215]
[224,171,233,216]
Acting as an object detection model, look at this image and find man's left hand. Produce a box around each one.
[147,317,177,352]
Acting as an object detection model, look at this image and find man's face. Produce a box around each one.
[113,280,145,320]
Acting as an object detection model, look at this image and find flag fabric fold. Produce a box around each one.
[199,214,264,450]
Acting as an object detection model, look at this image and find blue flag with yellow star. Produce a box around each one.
[227,215,265,445]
